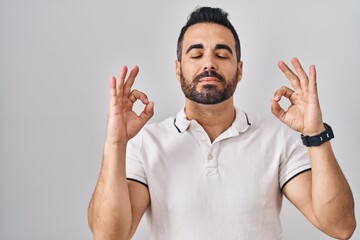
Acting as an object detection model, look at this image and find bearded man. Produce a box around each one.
[88,7,356,240]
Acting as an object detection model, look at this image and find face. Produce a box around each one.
[176,23,243,105]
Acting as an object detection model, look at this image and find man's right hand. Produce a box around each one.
[106,65,154,145]
[88,66,152,239]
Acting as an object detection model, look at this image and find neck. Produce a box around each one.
[185,97,236,142]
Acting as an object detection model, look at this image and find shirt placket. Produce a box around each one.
[189,121,220,177]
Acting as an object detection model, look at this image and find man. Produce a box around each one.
[88,7,356,240]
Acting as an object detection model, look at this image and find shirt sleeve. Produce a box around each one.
[278,124,311,189]
[126,132,148,186]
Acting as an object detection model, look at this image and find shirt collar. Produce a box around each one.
[173,107,251,133]
[173,108,191,133]
[232,108,252,133]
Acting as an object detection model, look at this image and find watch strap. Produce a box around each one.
[301,123,334,147]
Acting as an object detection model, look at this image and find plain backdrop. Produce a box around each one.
[1,0,359,239]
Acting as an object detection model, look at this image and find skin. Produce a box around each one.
[272,59,356,239]
[176,23,243,141]
[88,66,153,240]
[88,23,356,240]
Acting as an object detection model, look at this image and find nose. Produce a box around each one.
[203,54,217,72]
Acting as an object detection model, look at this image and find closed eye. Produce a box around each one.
[191,54,203,59]
[216,54,229,59]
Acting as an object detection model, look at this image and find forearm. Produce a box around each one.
[88,141,132,240]
[309,141,356,237]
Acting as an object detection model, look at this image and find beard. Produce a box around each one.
[180,69,239,105]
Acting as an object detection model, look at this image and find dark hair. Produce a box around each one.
[177,7,241,62]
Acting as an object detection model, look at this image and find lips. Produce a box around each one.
[199,77,221,83]
[193,71,225,83]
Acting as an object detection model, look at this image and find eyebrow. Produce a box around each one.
[185,43,233,55]
[186,44,204,54]
[215,44,233,55]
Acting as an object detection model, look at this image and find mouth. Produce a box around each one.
[199,77,221,84]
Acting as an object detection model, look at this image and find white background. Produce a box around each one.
[1,0,359,239]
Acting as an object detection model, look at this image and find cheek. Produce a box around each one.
[181,63,198,81]
[223,65,238,80]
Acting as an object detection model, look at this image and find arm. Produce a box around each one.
[88,66,154,240]
[271,58,356,239]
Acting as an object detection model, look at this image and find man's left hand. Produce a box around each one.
[271,57,325,136]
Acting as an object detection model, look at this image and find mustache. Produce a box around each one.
[193,71,225,83]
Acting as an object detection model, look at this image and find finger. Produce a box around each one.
[109,76,117,107]
[273,86,294,102]
[270,99,286,122]
[278,60,301,90]
[139,101,154,124]
[124,66,140,96]
[128,89,149,104]
[291,57,309,90]
[117,66,128,97]
[308,64,318,94]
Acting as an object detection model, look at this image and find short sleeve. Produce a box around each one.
[126,132,148,186]
[278,124,311,189]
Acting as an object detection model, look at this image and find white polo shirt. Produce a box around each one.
[126,108,311,240]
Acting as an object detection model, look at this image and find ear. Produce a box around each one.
[175,60,181,82]
[237,61,243,83]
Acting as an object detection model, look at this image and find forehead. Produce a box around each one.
[183,23,235,49]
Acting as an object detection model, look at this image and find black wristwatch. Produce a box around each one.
[301,123,334,147]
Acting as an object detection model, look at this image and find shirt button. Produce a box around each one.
[207,153,213,160]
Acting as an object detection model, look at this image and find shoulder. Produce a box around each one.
[244,111,283,134]
[142,115,179,135]
[129,113,180,144]
[241,111,302,147]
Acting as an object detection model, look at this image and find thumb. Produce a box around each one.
[139,101,154,124]
[271,99,286,122]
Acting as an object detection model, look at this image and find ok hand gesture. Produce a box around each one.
[271,58,325,136]
[106,66,154,145]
